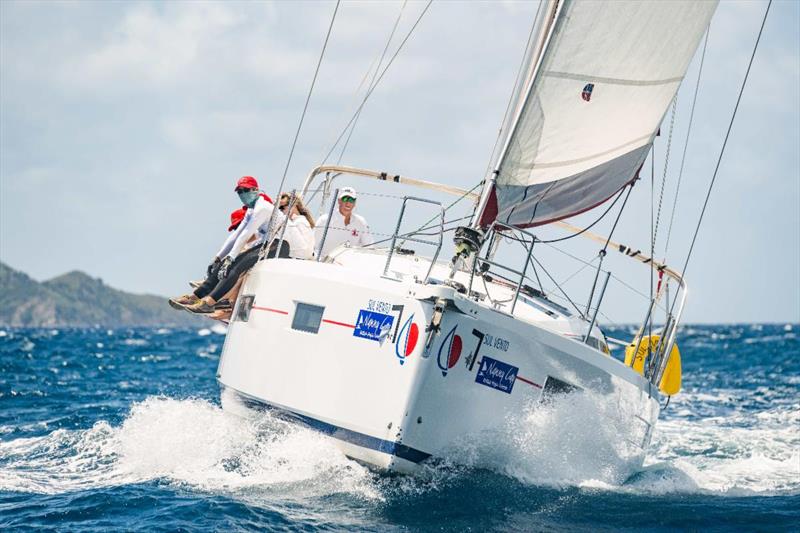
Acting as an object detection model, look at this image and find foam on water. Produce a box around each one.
[0,397,380,501]
[1,323,797,526]
[2,393,796,502]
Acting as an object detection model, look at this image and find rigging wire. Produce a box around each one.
[260,0,340,257]
[275,0,340,199]
[667,0,772,319]
[649,144,655,344]
[653,96,678,253]
[398,181,483,248]
[336,1,408,165]
[533,183,630,244]
[664,28,710,258]
[531,256,584,317]
[320,0,434,165]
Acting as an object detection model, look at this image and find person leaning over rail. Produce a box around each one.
[314,187,373,258]
[186,206,249,291]
[278,192,316,260]
[169,175,287,314]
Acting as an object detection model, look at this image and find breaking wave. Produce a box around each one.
[1,394,796,501]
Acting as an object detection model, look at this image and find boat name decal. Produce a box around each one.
[482,333,509,352]
[367,299,392,314]
[353,310,394,342]
[475,356,518,394]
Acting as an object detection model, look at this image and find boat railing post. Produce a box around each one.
[383,197,409,277]
[511,233,535,315]
[649,313,674,381]
[316,188,339,261]
[584,270,611,344]
[630,297,657,367]
[654,282,688,385]
[272,189,296,260]
[584,250,607,316]
[424,203,447,283]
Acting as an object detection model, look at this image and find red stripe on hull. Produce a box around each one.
[516,375,543,389]
[322,319,356,329]
[251,306,289,315]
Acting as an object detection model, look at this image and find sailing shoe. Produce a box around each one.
[188,279,204,289]
[186,301,216,314]
[168,294,199,310]
[213,299,232,311]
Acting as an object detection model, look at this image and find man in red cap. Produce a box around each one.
[170,175,287,313]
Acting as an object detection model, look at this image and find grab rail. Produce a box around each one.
[383,196,445,284]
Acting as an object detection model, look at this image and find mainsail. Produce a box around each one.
[478,0,718,228]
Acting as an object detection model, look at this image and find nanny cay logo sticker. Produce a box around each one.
[475,356,518,394]
[353,309,394,342]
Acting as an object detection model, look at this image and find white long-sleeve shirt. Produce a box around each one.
[216,196,285,260]
[281,216,316,259]
[314,210,373,257]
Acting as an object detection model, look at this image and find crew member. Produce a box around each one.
[314,187,373,258]
[170,175,286,314]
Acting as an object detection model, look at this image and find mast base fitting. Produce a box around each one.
[453,226,484,258]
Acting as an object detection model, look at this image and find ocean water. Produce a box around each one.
[0,324,797,532]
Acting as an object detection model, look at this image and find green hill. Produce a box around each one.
[0,262,201,327]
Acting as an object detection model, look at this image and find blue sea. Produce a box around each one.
[0,323,797,532]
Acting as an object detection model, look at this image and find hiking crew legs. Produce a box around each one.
[193,262,222,299]
[196,241,290,302]
[207,247,261,302]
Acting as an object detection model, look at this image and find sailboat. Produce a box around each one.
[216,0,717,474]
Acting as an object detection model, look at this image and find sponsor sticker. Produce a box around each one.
[436,325,462,376]
[475,356,518,394]
[353,310,394,342]
[394,315,419,365]
[581,82,594,102]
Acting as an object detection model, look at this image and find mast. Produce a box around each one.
[471,0,562,229]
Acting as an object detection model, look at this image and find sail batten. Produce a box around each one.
[479,0,718,228]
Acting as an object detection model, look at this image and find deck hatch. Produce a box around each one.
[292,303,325,333]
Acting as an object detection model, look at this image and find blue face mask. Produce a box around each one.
[238,190,259,207]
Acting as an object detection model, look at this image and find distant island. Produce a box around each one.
[0,261,201,327]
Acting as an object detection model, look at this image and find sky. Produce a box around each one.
[1,0,798,324]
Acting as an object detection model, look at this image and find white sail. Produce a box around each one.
[479,0,717,228]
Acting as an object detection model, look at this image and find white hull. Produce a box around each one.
[217,248,661,474]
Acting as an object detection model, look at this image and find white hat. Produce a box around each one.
[338,187,358,200]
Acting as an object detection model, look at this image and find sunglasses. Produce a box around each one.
[236,187,255,194]
[340,196,356,203]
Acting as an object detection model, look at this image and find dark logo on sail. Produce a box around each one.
[581,83,594,102]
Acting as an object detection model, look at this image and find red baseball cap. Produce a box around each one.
[234,175,259,190]
[228,207,247,231]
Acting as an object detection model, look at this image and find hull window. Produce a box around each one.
[234,295,255,322]
[292,303,325,334]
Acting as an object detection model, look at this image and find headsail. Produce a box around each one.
[478,0,718,228]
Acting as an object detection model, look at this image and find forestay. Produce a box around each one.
[479,0,717,228]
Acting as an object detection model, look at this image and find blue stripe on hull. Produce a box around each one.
[222,386,432,464]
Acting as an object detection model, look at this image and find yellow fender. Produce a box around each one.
[624,335,681,395]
